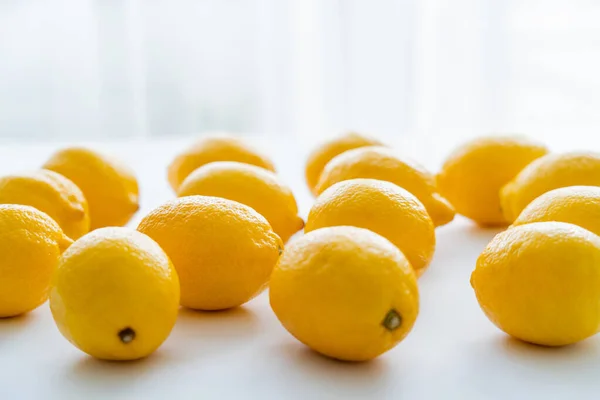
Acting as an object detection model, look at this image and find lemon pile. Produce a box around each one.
[0,136,303,360]
[1,132,600,363]
[438,138,600,346]
[271,133,453,361]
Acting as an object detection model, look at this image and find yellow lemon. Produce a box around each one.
[0,205,72,318]
[168,135,276,191]
[138,196,282,311]
[270,226,419,361]
[305,179,435,276]
[437,136,548,226]
[316,146,455,227]
[471,222,600,346]
[305,132,383,195]
[43,147,139,230]
[178,161,304,243]
[0,169,89,239]
[513,186,600,236]
[50,227,179,360]
[500,152,600,222]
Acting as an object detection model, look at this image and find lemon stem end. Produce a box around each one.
[118,327,136,344]
[382,309,402,332]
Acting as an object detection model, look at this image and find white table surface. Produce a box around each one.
[0,137,599,399]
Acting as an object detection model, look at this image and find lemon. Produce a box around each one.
[305,179,435,276]
[270,226,418,361]
[50,227,180,360]
[168,135,276,191]
[178,161,304,243]
[500,152,600,222]
[437,136,548,226]
[138,196,282,311]
[512,186,600,236]
[315,146,455,227]
[0,169,89,239]
[43,147,139,230]
[471,222,600,346]
[0,205,72,317]
[305,132,383,195]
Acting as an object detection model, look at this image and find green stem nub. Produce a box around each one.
[118,327,136,344]
[382,309,402,332]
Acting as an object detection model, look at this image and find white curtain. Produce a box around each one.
[1,0,599,143]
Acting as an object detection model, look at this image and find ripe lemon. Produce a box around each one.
[270,226,419,361]
[168,135,276,191]
[178,161,304,243]
[0,169,89,239]
[138,196,282,311]
[512,186,600,236]
[43,147,139,230]
[437,136,548,226]
[50,227,179,360]
[305,132,383,195]
[315,146,455,227]
[471,222,600,346]
[0,205,72,318]
[500,152,600,222]
[305,179,435,276]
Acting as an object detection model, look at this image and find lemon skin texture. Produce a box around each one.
[437,136,547,226]
[471,222,600,346]
[270,226,419,361]
[168,135,276,192]
[512,186,600,236]
[178,161,303,243]
[501,152,600,222]
[305,178,435,276]
[305,132,382,195]
[0,169,90,239]
[0,204,72,318]
[50,227,180,360]
[315,146,455,227]
[43,147,139,230]
[138,196,283,311]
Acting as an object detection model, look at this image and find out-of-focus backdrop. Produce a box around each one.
[1,0,599,143]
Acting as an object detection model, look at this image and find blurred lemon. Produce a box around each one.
[472,222,600,346]
[305,132,382,195]
[316,146,455,226]
[50,227,179,360]
[270,226,419,361]
[178,161,303,243]
[138,196,282,310]
[43,147,139,230]
[0,205,72,317]
[168,135,275,191]
[306,179,435,276]
[512,186,600,236]
[0,169,89,239]
[437,136,548,226]
[501,152,600,222]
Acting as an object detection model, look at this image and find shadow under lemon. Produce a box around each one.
[477,331,600,375]
[175,305,261,339]
[65,350,172,393]
[62,306,261,391]
[266,340,401,396]
[0,312,37,350]
[499,334,600,366]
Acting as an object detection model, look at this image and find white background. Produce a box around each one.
[1,1,600,143]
